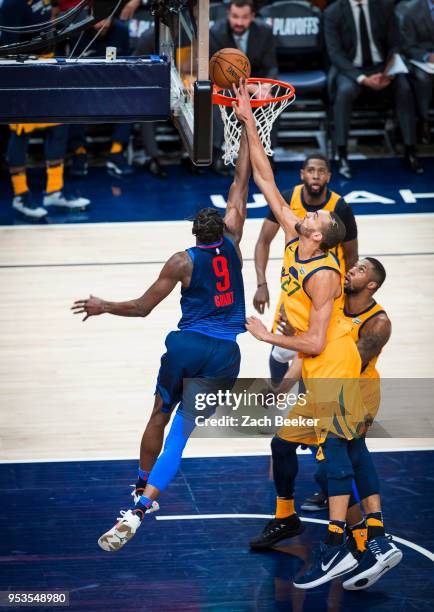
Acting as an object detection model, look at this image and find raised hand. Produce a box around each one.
[71,295,106,321]
[232,78,254,124]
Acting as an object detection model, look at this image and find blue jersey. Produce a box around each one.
[178,236,246,341]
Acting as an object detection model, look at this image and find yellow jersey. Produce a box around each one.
[281,238,351,344]
[344,301,387,379]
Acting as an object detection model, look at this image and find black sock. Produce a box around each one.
[325,520,346,547]
[405,145,415,156]
[366,512,385,540]
[135,476,147,492]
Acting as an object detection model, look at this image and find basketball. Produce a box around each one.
[209,48,251,89]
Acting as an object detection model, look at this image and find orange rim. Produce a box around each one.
[212,77,295,108]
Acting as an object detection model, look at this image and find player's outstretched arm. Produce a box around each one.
[71,252,192,321]
[223,128,250,245]
[246,270,338,356]
[357,314,391,369]
[232,79,297,243]
[253,218,280,313]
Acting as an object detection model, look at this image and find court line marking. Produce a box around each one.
[0,446,433,463]
[1,252,433,269]
[155,513,434,562]
[1,211,434,231]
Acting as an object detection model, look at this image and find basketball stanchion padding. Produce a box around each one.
[213,77,296,165]
[0,56,170,123]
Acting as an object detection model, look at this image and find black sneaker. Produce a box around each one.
[249,514,305,550]
[300,491,328,512]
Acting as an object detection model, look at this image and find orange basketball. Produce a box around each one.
[209,48,251,89]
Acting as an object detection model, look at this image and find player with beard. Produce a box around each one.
[250,257,402,591]
[253,155,358,511]
[234,79,400,588]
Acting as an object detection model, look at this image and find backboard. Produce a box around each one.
[159,0,213,166]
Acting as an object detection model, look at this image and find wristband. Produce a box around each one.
[257,282,267,288]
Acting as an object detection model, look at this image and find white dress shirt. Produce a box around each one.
[349,0,383,80]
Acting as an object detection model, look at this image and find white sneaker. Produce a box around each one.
[43,190,90,209]
[12,193,47,219]
[98,509,142,552]
[98,503,159,552]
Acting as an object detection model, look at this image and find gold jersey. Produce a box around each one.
[281,238,351,344]
[344,301,387,379]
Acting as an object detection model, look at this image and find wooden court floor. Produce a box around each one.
[1,213,433,462]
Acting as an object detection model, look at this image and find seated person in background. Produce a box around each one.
[324,0,423,179]
[68,17,134,178]
[397,0,434,145]
[209,0,278,175]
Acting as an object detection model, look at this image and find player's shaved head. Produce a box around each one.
[365,257,386,288]
[193,208,225,244]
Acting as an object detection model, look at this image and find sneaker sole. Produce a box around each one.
[249,522,305,550]
[12,204,47,219]
[343,549,403,590]
[293,552,358,590]
[44,201,90,209]
[300,503,328,512]
[98,523,136,552]
[106,162,133,177]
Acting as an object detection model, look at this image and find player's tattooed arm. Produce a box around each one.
[232,79,298,244]
[71,252,192,321]
[224,128,250,246]
[357,313,391,369]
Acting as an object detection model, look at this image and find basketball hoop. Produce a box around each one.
[213,77,296,166]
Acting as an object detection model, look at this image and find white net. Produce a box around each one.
[217,80,295,165]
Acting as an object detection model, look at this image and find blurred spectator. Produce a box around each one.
[68,16,134,177]
[324,0,422,178]
[209,0,278,175]
[0,0,51,46]
[8,124,90,219]
[397,0,434,144]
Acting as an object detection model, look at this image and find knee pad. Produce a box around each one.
[271,345,296,364]
[269,349,289,385]
[320,437,354,497]
[348,437,380,500]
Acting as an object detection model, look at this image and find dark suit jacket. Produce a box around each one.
[397,0,434,62]
[324,0,398,83]
[209,18,278,79]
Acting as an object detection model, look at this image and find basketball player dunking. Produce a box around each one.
[232,79,402,589]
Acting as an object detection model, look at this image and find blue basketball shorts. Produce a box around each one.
[155,330,241,419]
